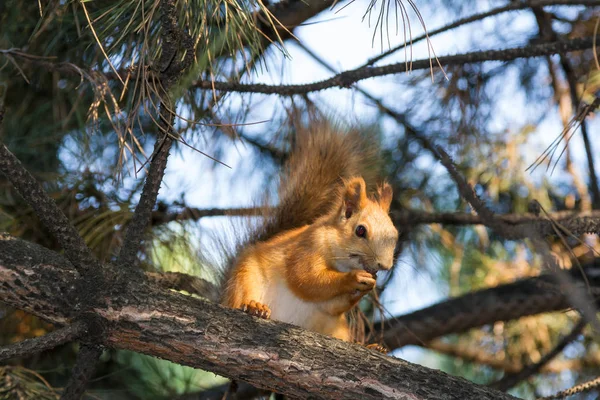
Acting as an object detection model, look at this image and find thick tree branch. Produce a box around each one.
[191,37,599,95]
[0,321,87,362]
[0,234,517,400]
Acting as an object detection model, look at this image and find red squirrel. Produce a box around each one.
[221,122,398,346]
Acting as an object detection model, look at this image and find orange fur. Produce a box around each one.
[222,176,398,341]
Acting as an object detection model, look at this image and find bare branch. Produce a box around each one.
[191,37,599,95]
[0,321,87,362]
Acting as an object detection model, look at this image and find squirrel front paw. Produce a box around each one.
[346,270,376,294]
[366,343,388,354]
[241,300,271,319]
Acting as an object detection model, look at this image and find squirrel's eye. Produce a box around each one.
[355,225,367,238]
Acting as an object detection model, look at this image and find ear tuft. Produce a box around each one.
[343,177,367,218]
[377,182,393,212]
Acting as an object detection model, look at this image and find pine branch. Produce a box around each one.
[150,203,600,238]
[0,321,87,362]
[191,37,599,95]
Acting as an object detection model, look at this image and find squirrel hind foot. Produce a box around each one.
[366,343,388,354]
[241,300,271,319]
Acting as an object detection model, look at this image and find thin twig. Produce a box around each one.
[489,318,586,391]
[0,321,88,362]
[192,37,599,95]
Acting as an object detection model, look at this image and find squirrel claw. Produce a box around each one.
[366,343,388,354]
[241,300,271,319]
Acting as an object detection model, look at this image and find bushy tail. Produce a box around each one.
[253,119,383,244]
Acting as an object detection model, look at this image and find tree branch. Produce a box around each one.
[366,0,600,66]
[0,143,100,275]
[376,264,600,348]
[146,271,219,301]
[117,0,194,267]
[191,37,599,95]
[60,344,103,400]
[151,206,264,225]
[537,376,600,400]
[0,234,517,400]
[0,321,88,362]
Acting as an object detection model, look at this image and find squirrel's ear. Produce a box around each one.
[378,182,393,212]
[343,177,367,218]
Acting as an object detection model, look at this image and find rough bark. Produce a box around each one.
[0,234,516,400]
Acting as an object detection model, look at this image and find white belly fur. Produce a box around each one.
[262,278,322,330]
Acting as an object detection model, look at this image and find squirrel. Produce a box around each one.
[221,121,398,345]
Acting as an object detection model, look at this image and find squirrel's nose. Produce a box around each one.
[377,262,392,271]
